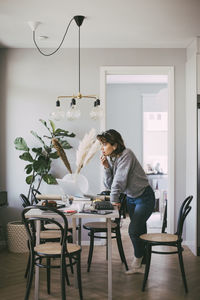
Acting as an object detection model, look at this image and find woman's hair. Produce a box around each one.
[97,129,126,156]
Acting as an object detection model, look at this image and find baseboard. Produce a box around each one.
[183,240,197,255]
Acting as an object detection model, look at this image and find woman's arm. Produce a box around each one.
[110,150,134,202]
[104,166,113,189]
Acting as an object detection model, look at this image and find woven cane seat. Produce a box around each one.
[34,242,81,255]
[44,223,73,231]
[40,230,72,240]
[44,223,64,230]
[83,221,117,230]
[140,233,178,243]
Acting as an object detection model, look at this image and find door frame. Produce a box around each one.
[100,66,174,233]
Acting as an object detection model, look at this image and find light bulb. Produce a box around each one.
[50,100,65,121]
[66,98,81,120]
[90,106,98,120]
[90,99,103,120]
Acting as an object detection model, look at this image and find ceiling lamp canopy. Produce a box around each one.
[29,15,102,121]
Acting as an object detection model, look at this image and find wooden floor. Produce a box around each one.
[1,219,200,300]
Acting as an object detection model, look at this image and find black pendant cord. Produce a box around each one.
[78,25,81,94]
[33,17,74,56]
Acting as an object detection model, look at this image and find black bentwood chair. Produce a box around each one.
[83,193,128,272]
[20,193,72,280]
[140,195,193,293]
[22,206,83,300]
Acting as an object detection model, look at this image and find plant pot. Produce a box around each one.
[7,221,28,253]
[57,173,89,197]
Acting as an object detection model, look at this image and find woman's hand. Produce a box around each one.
[101,155,109,168]
[112,202,121,210]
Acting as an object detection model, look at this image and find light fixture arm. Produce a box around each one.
[32,16,85,57]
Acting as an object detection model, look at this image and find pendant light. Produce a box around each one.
[29,15,102,121]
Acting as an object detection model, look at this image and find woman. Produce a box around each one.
[97,129,155,274]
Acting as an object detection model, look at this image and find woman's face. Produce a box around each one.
[100,141,116,156]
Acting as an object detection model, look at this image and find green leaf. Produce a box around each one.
[33,156,50,174]
[49,120,55,134]
[54,128,75,138]
[32,147,43,154]
[14,137,29,151]
[39,119,52,135]
[39,119,47,127]
[31,131,45,146]
[49,152,59,159]
[44,145,51,154]
[26,175,34,185]
[19,152,34,162]
[25,164,33,174]
[59,139,72,149]
[43,174,57,185]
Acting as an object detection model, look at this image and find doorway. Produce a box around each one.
[100,66,174,233]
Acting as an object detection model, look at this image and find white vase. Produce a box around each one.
[56,173,89,197]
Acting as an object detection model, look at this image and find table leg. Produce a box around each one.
[35,220,40,300]
[107,218,112,300]
[78,218,82,246]
[72,217,77,244]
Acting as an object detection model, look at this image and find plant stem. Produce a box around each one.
[36,175,43,191]
[27,171,36,201]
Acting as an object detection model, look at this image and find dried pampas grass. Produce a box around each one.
[75,128,99,174]
[83,140,101,167]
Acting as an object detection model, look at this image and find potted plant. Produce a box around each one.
[14,119,75,201]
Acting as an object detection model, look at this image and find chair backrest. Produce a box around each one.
[99,190,127,219]
[176,195,193,238]
[20,194,31,208]
[22,206,69,253]
[119,193,127,219]
[161,199,167,233]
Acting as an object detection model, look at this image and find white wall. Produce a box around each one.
[106,83,167,163]
[0,48,186,235]
[185,39,198,255]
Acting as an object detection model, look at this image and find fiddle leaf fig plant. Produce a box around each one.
[14,119,75,200]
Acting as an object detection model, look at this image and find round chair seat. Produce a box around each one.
[40,230,71,240]
[140,233,178,243]
[44,223,65,230]
[44,223,74,232]
[83,221,117,230]
[34,242,81,255]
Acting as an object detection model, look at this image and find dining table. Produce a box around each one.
[26,194,119,300]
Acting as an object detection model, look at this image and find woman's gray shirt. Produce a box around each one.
[104,148,149,203]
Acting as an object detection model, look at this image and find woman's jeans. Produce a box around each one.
[126,186,155,258]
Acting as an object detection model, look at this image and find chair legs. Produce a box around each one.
[76,252,83,300]
[87,228,128,272]
[87,230,94,272]
[142,243,152,292]
[141,242,188,293]
[61,253,66,300]
[115,228,129,270]
[24,254,30,279]
[47,258,51,294]
[24,253,34,300]
[177,244,188,293]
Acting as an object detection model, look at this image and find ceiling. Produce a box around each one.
[0,0,200,49]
